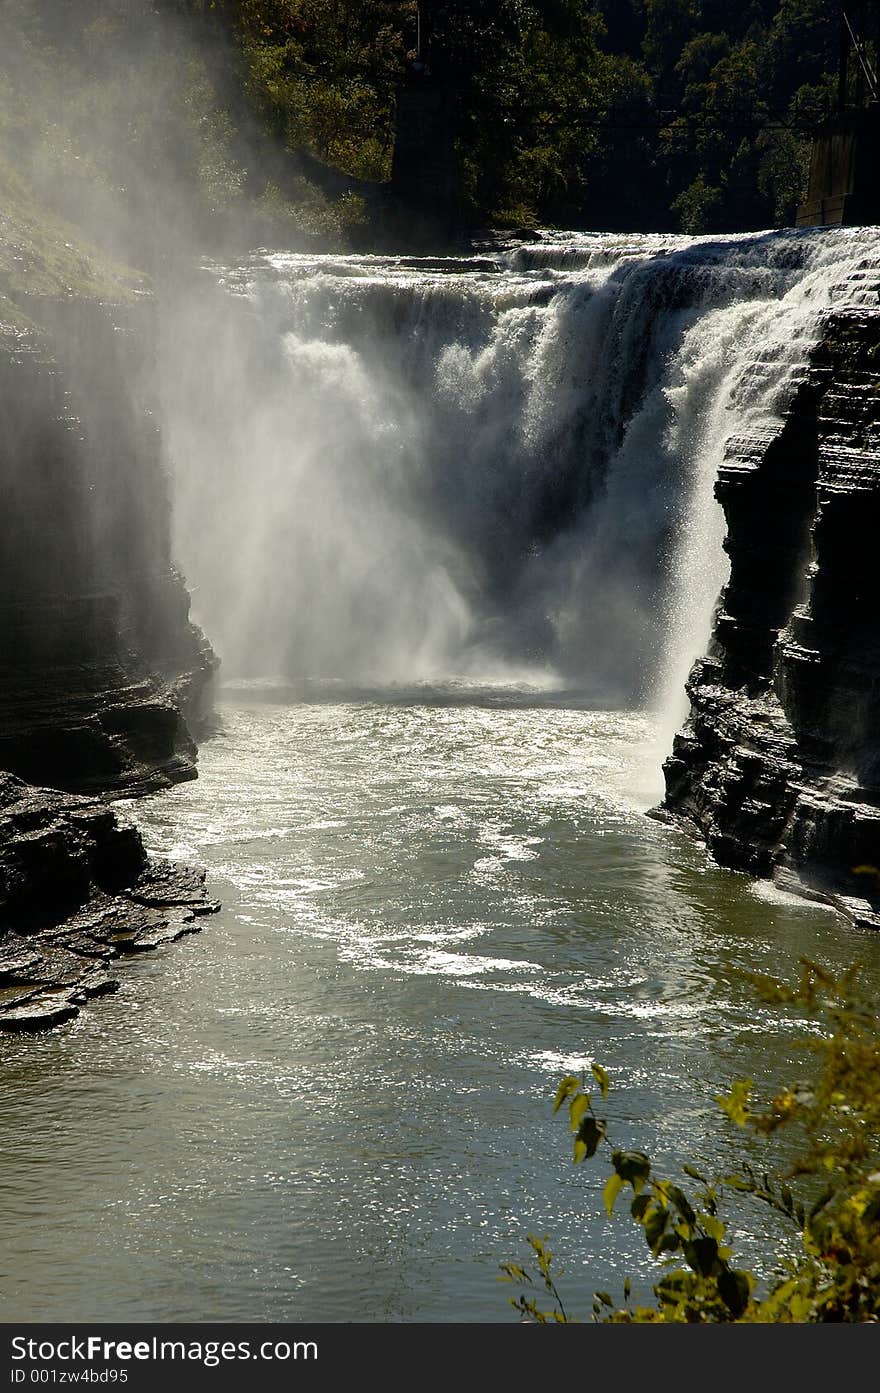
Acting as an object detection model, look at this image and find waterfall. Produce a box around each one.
[158,228,880,730]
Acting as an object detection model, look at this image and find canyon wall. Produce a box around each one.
[0,196,218,1027]
[0,299,215,796]
[660,301,880,930]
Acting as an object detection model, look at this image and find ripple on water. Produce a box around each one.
[2,694,879,1322]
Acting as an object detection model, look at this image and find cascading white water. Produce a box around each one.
[158,227,880,752]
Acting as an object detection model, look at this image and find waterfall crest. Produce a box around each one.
[159,228,880,718]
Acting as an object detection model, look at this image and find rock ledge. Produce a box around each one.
[660,303,880,929]
[0,772,218,1033]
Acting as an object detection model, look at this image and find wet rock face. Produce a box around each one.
[0,300,220,1028]
[0,305,216,797]
[0,773,219,1032]
[660,306,880,929]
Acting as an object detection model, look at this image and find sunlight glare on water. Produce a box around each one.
[2,688,879,1322]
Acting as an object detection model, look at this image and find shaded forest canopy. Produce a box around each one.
[0,1,867,252]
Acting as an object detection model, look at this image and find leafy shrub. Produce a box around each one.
[501,960,880,1322]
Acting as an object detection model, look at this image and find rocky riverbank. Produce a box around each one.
[659,299,880,930]
[0,773,218,1032]
[0,168,219,1031]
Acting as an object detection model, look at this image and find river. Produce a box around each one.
[3,686,877,1322]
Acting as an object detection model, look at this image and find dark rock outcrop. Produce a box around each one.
[0,199,220,1029]
[659,303,880,929]
[0,302,216,797]
[0,772,218,1032]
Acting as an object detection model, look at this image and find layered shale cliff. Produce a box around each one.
[0,773,218,1032]
[0,304,215,795]
[661,302,880,930]
[0,174,218,1027]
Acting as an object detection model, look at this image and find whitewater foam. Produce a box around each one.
[159,226,880,775]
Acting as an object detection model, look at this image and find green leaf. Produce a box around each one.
[717,1267,752,1318]
[603,1173,624,1217]
[573,1137,587,1164]
[666,1186,696,1226]
[723,1173,757,1193]
[623,1277,631,1301]
[656,1232,682,1255]
[576,1115,606,1159]
[612,1150,652,1191]
[644,1204,668,1254]
[630,1193,652,1221]
[683,1164,708,1184]
[700,1213,725,1243]
[683,1236,719,1277]
[590,1063,610,1099]
[553,1076,581,1114]
[595,1290,614,1307]
[861,1192,880,1227]
[808,1187,834,1221]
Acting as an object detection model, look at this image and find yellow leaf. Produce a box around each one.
[789,1293,812,1322]
[716,1079,754,1128]
[553,1075,581,1114]
[591,1063,610,1099]
[603,1173,624,1217]
[853,864,880,885]
[701,1214,726,1243]
[569,1093,590,1133]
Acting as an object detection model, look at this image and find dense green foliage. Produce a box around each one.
[502,961,880,1322]
[424,0,849,229]
[194,1,851,231]
[0,0,406,259]
[0,1,868,248]
[229,0,415,180]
